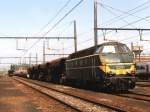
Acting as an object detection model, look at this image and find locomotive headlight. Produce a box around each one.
[107,71,115,77]
[109,71,113,74]
[131,71,135,75]
[126,71,135,76]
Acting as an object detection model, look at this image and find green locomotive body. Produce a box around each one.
[66,42,136,91]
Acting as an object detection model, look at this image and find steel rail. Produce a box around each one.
[14,77,137,112]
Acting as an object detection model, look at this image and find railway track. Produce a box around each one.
[115,91,150,102]
[136,81,150,87]
[137,79,150,82]
[13,77,117,112]
[13,77,150,112]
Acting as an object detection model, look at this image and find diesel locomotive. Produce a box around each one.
[15,42,136,91]
[66,42,136,91]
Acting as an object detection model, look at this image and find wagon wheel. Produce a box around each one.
[46,74,52,82]
[59,74,66,84]
[38,72,44,80]
[29,74,33,79]
[47,70,52,82]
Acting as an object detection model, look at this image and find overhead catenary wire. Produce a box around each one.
[100,3,150,23]
[119,16,150,28]
[100,3,136,28]
[22,0,84,56]
[120,30,150,42]
[66,15,150,50]
[43,0,84,37]
[47,21,74,49]
[21,0,73,57]
[20,0,73,58]
[35,0,72,35]
[96,1,150,42]
[57,21,74,37]
[98,16,150,41]
[22,0,150,60]
[79,1,150,46]
[24,0,73,52]
[23,0,150,53]
[97,0,150,27]
[78,0,150,43]
[65,15,150,51]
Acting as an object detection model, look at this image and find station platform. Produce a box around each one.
[0,76,41,112]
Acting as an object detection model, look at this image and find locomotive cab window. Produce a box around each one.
[97,44,134,63]
[102,45,116,53]
[118,45,130,53]
[96,45,116,54]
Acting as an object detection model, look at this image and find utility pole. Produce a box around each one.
[43,39,46,63]
[74,20,77,52]
[36,53,38,65]
[19,57,21,65]
[94,0,98,47]
[29,53,31,66]
[44,22,78,57]
[131,42,133,51]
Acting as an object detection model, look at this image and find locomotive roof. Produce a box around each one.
[68,41,125,59]
[46,57,67,66]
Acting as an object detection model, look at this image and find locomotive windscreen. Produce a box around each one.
[97,43,134,63]
[102,54,133,63]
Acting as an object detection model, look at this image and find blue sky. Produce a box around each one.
[0,0,150,69]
